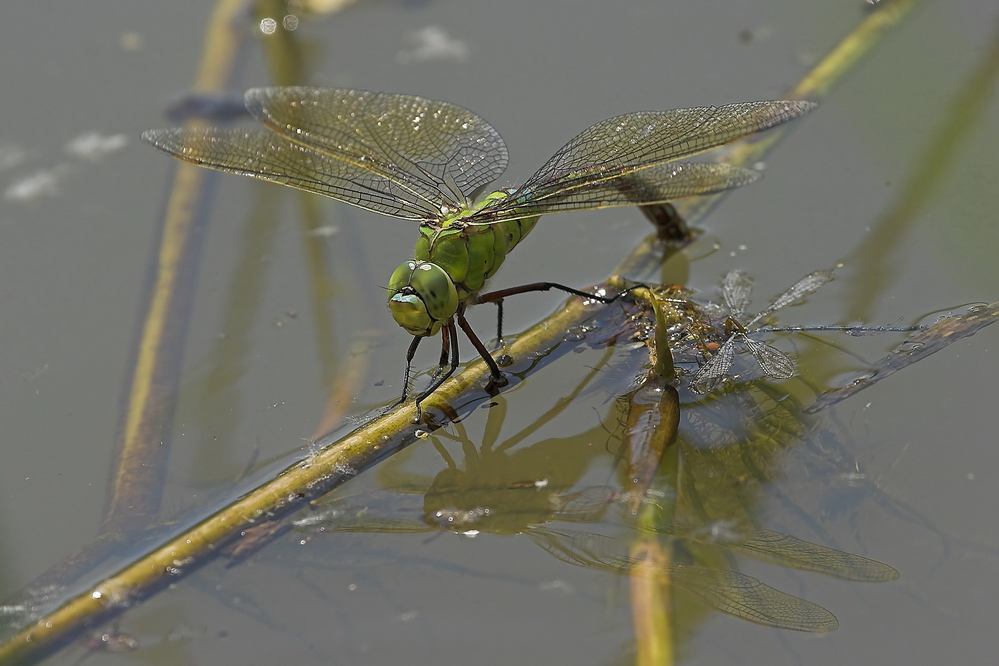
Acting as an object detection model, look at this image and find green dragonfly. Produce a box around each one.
[142,87,815,416]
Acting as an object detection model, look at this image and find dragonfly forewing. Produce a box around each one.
[748,269,834,327]
[519,101,815,194]
[464,101,815,224]
[141,127,443,220]
[244,87,509,207]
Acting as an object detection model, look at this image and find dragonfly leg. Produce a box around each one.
[456,310,506,391]
[493,298,507,348]
[414,319,461,421]
[478,281,647,345]
[389,335,425,411]
[404,282,649,417]
[478,281,647,306]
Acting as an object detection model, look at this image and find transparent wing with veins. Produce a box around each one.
[466,100,816,223]
[691,269,833,393]
[143,89,815,228]
[142,87,509,220]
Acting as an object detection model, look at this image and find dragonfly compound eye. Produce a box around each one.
[388,261,458,337]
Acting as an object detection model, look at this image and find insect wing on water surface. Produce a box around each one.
[691,269,833,393]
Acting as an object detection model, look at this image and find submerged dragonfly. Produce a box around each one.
[690,268,833,393]
[143,87,815,416]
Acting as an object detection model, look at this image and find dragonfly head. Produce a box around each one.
[388,260,459,337]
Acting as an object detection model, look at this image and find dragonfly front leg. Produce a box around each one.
[414,319,461,421]
[391,335,425,411]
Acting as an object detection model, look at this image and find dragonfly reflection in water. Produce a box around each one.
[294,443,897,633]
[143,87,815,416]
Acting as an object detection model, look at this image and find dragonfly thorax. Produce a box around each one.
[387,260,459,337]
[412,192,539,307]
[390,196,540,338]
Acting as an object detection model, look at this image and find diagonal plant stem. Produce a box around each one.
[102,0,251,536]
